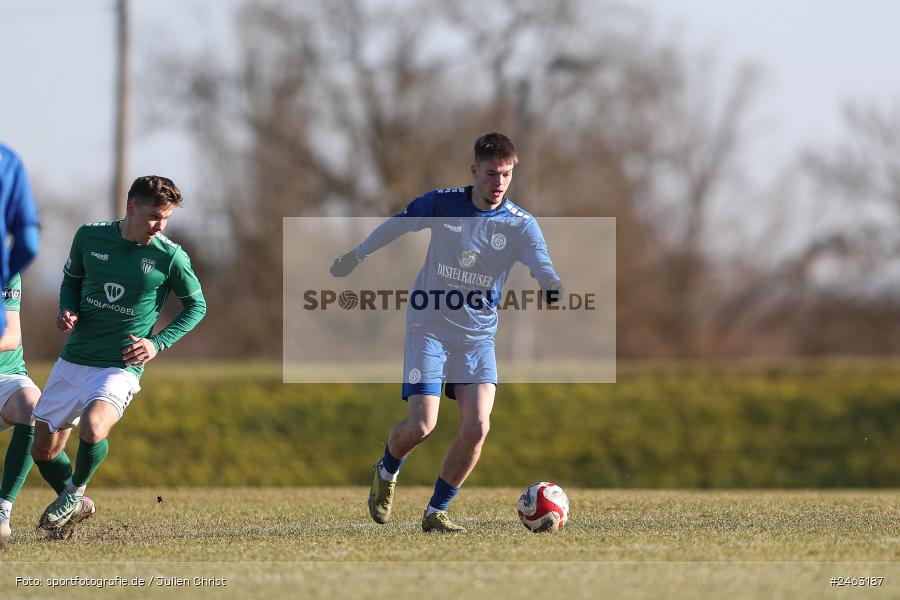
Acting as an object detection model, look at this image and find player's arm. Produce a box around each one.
[330,192,436,277]
[0,275,23,350]
[6,151,41,279]
[0,312,22,352]
[516,219,564,304]
[58,227,85,333]
[123,249,206,366]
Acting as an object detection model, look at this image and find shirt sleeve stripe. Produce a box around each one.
[63,268,84,278]
[177,288,203,299]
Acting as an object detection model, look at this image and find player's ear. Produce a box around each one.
[470,163,477,178]
[124,200,135,218]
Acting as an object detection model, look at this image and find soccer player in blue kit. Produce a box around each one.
[331,133,563,533]
[0,144,41,336]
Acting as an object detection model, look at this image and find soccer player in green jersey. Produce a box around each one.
[0,275,43,548]
[31,176,207,536]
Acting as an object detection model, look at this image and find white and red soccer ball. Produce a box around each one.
[517,482,569,532]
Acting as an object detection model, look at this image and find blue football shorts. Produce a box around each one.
[401,324,498,400]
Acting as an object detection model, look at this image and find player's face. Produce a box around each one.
[471,158,515,208]
[125,201,176,245]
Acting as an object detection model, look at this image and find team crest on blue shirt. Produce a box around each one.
[141,258,156,274]
[459,250,478,269]
[491,233,507,250]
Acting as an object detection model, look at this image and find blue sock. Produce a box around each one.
[428,477,460,511]
[381,445,404,475]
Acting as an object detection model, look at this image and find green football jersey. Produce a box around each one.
[0,274,27,376]
[59,220,206,378]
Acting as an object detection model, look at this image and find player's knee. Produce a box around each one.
[79,425,107,444]
[20,394,39,420]
[2,391,38,425]
[410,420,436,442]
[460,420,490,445]
[31,443,57,462]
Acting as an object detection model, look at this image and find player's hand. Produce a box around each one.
[330,249,361,277]
[122,333,158,366]
[57,309,78,333]
[541,279,564,305]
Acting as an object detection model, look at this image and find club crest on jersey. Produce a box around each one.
[141,258,156,274]
[459,250,478,269]
[491,233,507,250]
[104,283,125,303]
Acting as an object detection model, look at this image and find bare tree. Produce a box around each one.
[158,0,765,359]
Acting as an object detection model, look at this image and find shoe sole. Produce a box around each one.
[39,511,74,531]
[422,526,467,533]
[47,499,95,541]
[422,519,467,534]
[422,513,467,534]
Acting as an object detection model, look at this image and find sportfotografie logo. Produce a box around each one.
[282,215,616,385]
[302,288,594,311]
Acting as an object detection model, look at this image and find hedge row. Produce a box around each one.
[15,360,900,488]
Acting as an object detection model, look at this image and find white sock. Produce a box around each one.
[379,464,399,483]
[65,481,87,496]
[425,505,440,516]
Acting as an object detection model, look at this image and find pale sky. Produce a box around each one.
[643,0,900,175]
[1,0,899,208]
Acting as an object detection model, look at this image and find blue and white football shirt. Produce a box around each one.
[356,186,560,341]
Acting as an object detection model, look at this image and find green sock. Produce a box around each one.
[35,451,73,495]
[72,438,109,488]
[0,424,35,502]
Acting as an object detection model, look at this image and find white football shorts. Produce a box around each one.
[33,358,141,433]
[0,374,41,431]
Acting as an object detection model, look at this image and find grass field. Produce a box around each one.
[1,487,898,599]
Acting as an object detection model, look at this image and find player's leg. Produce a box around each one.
[386,393,441,464]
[40,400,118,539]
[32,422,74,492]
[422,339,497,533]
[40,400,122,532]
[369,393,441,524]
[70,399,117,489]
[368,327,446,524]
[32,423,79,530]
[389,327,447,463]
[422,383,495,533]
[31,359,80,497]
[38,365,137,533]
[0,383,39,548]
[438,382,495,487]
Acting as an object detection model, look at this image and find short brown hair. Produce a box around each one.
[127,175,183,206]
[474,132,518,164]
